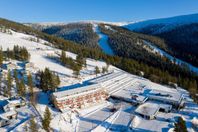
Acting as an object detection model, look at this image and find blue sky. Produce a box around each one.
[0,0,198,23]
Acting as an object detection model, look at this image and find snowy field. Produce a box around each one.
[0,30,116,87]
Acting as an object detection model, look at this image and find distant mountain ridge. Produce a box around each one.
[26,13,198,68]
[124,13,198,34]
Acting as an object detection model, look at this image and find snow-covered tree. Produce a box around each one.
[95,66,100,76]
[7,70,12,97]
[42,106,51,131]
[174,117,187,132]
[29,117,38,132]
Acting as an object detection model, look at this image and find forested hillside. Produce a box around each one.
[156,23,198,67]
[125,14,198,67]
[28,23,100,49]
[1,18,197,103]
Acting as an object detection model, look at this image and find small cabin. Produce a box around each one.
[0,110,17,120]
[0,117,10,127]
[1,97,26,112]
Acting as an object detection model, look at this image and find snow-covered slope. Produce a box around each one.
[143,40,198,74]
[92,24,114,55]
[124,13,198,34]
[0,29,116,87]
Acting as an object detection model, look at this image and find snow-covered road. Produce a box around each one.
[78,105,114,132]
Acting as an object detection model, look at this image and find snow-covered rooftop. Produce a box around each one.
[53,83,103,99]
[135,102,159,116]
[89,71,125,84]
[147,89,183,104]
[0,110,17,118]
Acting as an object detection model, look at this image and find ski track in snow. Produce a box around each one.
[92,24,114,56]
[143,40,198,74]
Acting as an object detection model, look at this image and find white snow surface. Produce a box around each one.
[125,13,198,33]
[0,28,198,132]
[0,29,115,87]
[0,29,118,131]
[92,24,114,55]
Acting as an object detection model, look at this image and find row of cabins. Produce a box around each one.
[0,97,25,127]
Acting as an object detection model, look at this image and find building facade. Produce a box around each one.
[51,84,108,111]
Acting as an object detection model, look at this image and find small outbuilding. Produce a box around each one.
[0,110,17,120]
[135,102,160,120]
[131,94,148,105]
[1,97,26,112]
[0,117,10,127]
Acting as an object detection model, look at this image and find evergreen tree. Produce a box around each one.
[40,70,47,92]
[60,50,66,65]
[14,69,18,80]
[29,117,38,132]
[40,68,60,92]
[0,47,3,66]
[72,65,80,78]
[27,74,33,91]
[53,74,60,90]
[14,69,20,96]
[95,66,100,76]
[0,74,2,95]
[42,107,51,131]
[6,45,30,61]
[7,70,12,98]
[18,78,26,97]
[50,72,60,91]
[102,66,108,74]
[76,54,85,67]
[27,74,35,104]
[174,117,187,132]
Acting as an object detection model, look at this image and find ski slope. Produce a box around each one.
[143,40,198,74]
[0,29,115,87]
[92,24,114,55]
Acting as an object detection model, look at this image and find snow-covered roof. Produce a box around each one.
[135,102,160,116]
[192,117,198,126]
[0,110,17,118]
[89,71,124,84]
[147,89,183,104]
[53,83,103,99]
[133,95,148,102]
[112,89,148,103]
[148,101,172,111]
[8,99,22,105]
